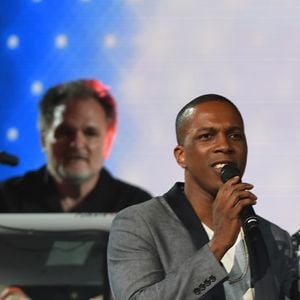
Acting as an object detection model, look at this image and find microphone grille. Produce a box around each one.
[220,164,241,183]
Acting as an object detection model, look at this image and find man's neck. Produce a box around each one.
[55,175,99,212]
[184,182,215,229]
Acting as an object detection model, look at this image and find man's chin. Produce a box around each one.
[59,170,94,185]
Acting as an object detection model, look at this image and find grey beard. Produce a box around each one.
[57,168,93,185]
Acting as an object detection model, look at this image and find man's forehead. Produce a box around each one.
[182,101,244,129]
[194,101,242,119]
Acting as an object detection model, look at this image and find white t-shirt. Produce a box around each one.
[202,224,255,300]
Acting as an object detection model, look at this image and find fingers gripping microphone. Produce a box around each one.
[220,164,259,233]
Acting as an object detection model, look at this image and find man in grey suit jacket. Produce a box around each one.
[108,94,298,299]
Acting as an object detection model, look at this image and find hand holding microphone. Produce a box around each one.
[220,164,259,233]
[209,164,258,260]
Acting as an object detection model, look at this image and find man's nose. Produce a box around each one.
[70,131,85,148]
[215,134,233,152]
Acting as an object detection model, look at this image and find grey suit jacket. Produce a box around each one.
[108,183,297,300]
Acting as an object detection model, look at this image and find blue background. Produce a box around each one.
[0,0,135,178]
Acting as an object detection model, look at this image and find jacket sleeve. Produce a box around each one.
[107,206,228,300]
[260,217,299,299]
[277,229,299,299]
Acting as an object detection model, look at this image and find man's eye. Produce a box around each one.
[84,129,100,137]
[55,128,72,138]
[229,133,244,140]
[199,133,213,140]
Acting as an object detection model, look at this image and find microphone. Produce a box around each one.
[0,151,19,166]
[220,164,259,233]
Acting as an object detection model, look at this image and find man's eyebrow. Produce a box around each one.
[226,125,244,131]
[193,125,244,132]
[194,127,215,131]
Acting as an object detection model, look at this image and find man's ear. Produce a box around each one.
[174,145,186,169]
[103,125,117,160]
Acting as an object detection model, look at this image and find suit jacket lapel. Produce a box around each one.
[164,183,226,300]
[245,227,280,300]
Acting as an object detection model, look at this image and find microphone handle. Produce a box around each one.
[220,164,259,233]
[240,205,259,233]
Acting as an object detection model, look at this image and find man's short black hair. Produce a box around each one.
[38,79,117,130]
[175,94,243,145]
